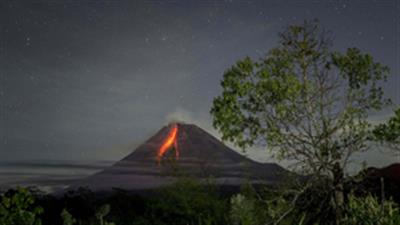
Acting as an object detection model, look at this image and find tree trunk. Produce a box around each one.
[332,163,344,225]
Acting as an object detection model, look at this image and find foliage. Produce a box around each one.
[60,209,76,225]
[100,189,146,225]
[210,19,395,224]
[94,204,115,225]
[230,194,258,225]
[63,187,96,222]
[1,184,400,225]
[61,205,115,225]
[211,19,390,176]
[229,185,400,225]
[228,182,309,225]
[342,194,400,225]
[287,180,333,225]
[146,177,228,225]
[371,108,400,151]
[0,187,44,225]
[93,204,115,225]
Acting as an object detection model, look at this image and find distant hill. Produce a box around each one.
[368,163,400,185]
[354,163,400,203]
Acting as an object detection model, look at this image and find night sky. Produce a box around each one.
[1,0,399,172]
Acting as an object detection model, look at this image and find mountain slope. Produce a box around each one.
[70,123,288,191]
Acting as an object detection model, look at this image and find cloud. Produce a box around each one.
[165,107,200,125]
[0,160,113,170]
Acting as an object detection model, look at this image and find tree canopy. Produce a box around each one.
[210,20,396,224]
[211,20,392,176]
[372,108,400,151]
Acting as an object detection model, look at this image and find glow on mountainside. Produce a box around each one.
[157,124,178,162]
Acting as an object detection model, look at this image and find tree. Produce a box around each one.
[372,108,400,151]
[210,20,395,224]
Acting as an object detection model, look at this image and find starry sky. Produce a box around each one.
[1,0,399,168]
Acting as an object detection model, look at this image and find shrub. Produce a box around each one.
[146,177,228,225]
[230,194,258,225]
[0,187,44,225]
[61,204,115,225]
[60,209,76,225]
[342,194,400,225]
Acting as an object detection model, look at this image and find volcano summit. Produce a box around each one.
[71,123,287,191]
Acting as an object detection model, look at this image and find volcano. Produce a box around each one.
[71,123,288,191]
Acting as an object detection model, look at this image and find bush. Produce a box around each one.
[62,187,96,221]
[101,189,146,225]
[342,194,400,225]
[61,205,115,225]
[146,177,228,225]
[230,194,258,225]
[0,187,44,225]
[60,209,76,225]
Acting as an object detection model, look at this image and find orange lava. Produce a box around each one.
[157,124,179,162]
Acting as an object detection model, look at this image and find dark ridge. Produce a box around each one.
[353,163,400,203]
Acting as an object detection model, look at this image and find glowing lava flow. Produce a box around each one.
[157,124,179,163]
